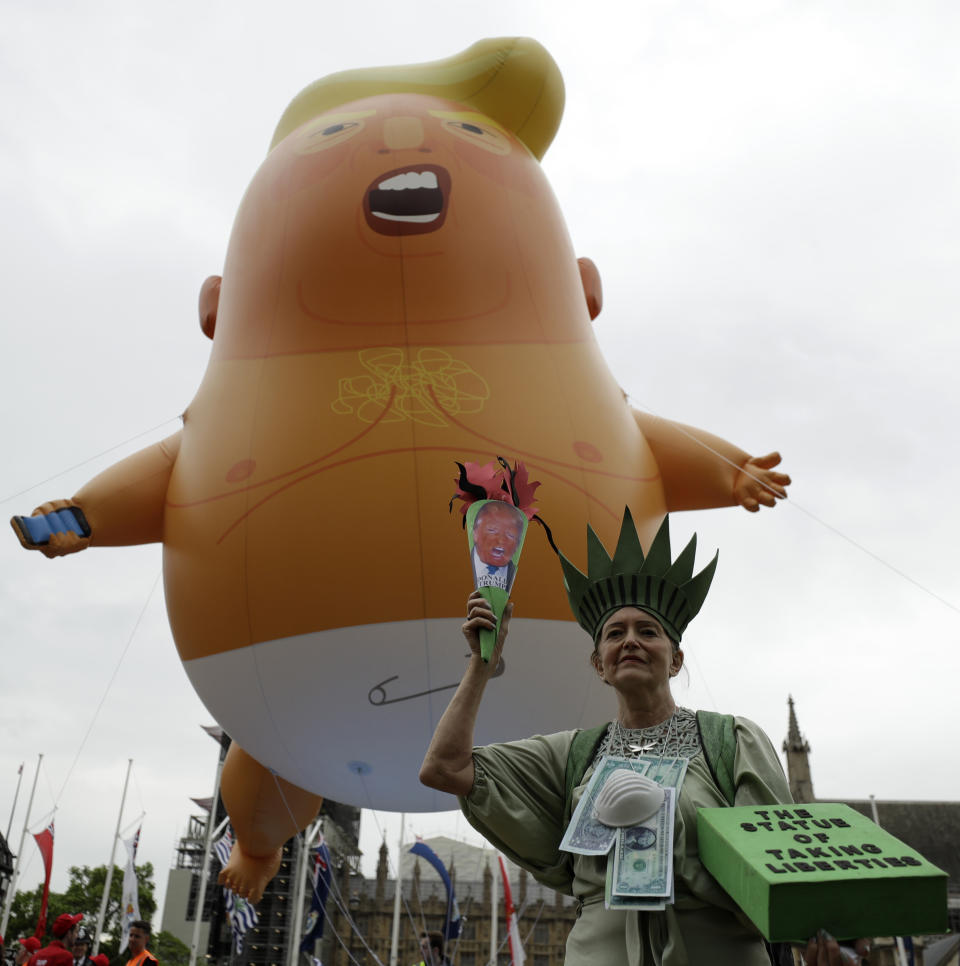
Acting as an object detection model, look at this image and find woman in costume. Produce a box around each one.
[420,510,856,966]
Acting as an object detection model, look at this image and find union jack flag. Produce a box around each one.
[299,834,332,952]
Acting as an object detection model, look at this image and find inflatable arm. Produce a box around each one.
[632,411,790,513]
[13,431,181,557]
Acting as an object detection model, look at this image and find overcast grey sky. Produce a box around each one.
[2,0,958,923]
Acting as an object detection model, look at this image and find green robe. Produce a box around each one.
[459,715,792,965]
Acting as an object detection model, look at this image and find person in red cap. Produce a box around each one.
[16,937,43,966]
[29,914,83,966]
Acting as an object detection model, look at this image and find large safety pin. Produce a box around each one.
[368,656,506,707]
[367,675,459,706]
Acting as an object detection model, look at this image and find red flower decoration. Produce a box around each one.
[450,457,541,521]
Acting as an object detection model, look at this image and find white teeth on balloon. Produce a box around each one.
[377,171,439,191]
[371,211,440,222]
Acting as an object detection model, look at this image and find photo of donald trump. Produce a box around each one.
[469,500,526,592]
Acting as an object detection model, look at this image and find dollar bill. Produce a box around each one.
[604,855,674,911]
[611,786,676,899]
[637,755,689,791]
[559,755,650,855]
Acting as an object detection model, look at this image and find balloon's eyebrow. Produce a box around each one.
[306,109,377,127]
[428,109,508,135]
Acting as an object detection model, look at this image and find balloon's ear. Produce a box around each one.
[577,257,602,321]
[199,275,222,340]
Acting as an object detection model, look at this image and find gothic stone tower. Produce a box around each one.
[783,695,815,803]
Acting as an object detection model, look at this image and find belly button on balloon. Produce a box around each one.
[573,441,603,463]
[225,459,256,483]
[348,761,372,775]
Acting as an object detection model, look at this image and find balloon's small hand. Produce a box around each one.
[28,500,91,558]
[734,452,791,512]
[462,591,513,671]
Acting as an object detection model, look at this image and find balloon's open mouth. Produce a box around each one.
[364,165,451,236]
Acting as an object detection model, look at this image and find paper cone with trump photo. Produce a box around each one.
[451,458,541,662]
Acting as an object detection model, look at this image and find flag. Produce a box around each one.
[32,820,54,939]
[213,826,232,868]
[498,854,525,966]
[224,891,258,952]
[299,835,332,952]
[903,936,915,966]
[409,839,461,940]
[213,827,258,952]
[119,827,141,952]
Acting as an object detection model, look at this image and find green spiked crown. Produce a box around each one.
[559,509,718,643]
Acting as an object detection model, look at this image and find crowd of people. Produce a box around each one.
[0,915,156,966]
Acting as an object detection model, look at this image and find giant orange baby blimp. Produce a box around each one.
[12,38,789,900]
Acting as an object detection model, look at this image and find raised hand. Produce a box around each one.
[734,451,791,512]
[462,590,513,671]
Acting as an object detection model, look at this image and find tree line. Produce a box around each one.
[4,864,188,966]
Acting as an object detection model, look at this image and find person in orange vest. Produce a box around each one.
[110,922,156,966]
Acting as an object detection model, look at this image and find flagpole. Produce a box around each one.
[288,828,308,966]
[5,762,24,842]
[0,753,42,938]
[118,818,144,954]
[92,759,132,956]
[188,749,225,966]
[288,817,321,966]
[488,853,498,966]
[869,796,908,966]
[389,814,405,966]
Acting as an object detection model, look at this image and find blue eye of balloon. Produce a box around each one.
[459,123,484,135]
[313,122,359,138]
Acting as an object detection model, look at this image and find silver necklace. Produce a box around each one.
[612,710,677,763]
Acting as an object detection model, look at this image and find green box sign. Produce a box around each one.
[697,803,947,942]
